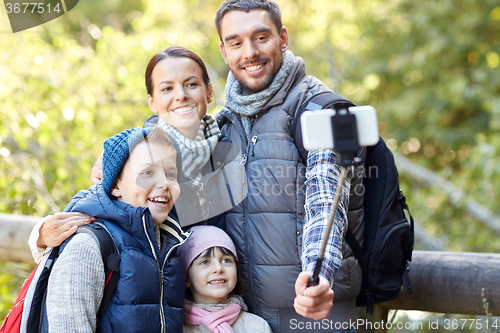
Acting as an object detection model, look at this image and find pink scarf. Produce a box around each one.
[183,303,241,333]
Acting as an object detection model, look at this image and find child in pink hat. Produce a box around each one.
[178,226,272,333]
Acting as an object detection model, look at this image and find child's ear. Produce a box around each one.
[147,95,157,114]
[185,279,191,289]
[111,183,122,198]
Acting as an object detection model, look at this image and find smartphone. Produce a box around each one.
[301,105,379,151]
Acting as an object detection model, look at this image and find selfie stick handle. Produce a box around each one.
[307,166,348,288]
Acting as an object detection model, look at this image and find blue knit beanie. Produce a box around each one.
[101,127,154,195]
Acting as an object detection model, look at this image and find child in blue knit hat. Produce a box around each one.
[44,126,189,332]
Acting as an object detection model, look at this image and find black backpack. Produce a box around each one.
[292,92,414,314]
[26,223,120,332]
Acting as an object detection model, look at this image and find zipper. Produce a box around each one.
[4,295,23,319]
[252,132,292,141]
[375,221,409,258]
[242,130,258,311]
[161,221,191,272]
[242,185,255,308]
[160,233,191,306]
[161,236,190,272]
[251,136,258,156]
[141,213,166,333]
[241,153,247,165]
[243,133,293,164]
[158,222,191,332]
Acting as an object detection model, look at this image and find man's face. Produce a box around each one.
[219,10,289,94]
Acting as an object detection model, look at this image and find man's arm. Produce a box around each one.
[302,148,350,283]
[294,148,351,319]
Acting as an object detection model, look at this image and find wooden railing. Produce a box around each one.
[356,250,500,332]
[1,214,499,332]
[0,213,39,263]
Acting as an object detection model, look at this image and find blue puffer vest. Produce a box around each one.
[61,183,189,333]
[217,57,365,332]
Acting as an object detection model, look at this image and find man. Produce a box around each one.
[214,1,364,332]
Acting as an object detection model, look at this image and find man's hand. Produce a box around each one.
[294,271,334,321]
[90,151,104,184]
[37,212,96,248]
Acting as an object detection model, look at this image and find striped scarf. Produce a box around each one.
[156,114,220,218]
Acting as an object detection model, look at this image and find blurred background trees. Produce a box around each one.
[0,0,499,323]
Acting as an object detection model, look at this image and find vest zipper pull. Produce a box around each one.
[241,153,247,165]
[251,136,258,156]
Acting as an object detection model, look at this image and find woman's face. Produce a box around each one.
[147,57,212,140]
[111,141,180,225]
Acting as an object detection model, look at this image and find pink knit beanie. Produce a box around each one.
[178,226,238,276]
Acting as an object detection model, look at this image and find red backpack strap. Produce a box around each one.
[0,262,41,333]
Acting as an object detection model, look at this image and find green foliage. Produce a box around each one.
[0,0,499,322]
[0,263,33,317]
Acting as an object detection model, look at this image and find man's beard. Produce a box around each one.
[234,55,283,94]
[239,72,275,94]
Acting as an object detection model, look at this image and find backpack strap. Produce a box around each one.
[26,246,61,333]
[77,223,120,317]
[291,91,355,164]
[344,228,364,265]
[26,223,120,333]
[397,191,415,295]
[345,227,376,313]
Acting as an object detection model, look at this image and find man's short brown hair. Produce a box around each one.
[215,0,283,42]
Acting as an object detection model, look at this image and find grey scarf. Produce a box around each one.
[222,50,295,142]
[156,114,220,219]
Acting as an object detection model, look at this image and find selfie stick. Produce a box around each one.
[301,106,379,287]
[306,166,348,287]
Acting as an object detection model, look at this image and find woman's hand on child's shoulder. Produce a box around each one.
[38,212,96,248]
